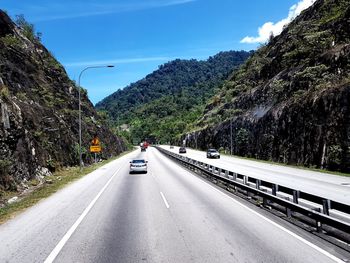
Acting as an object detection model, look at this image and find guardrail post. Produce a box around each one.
[322,199,330,216]
[272,184,279,196]
[243,176,248,185]
[263,197,268,207]
[316,221,322,232]
[292,190,300,204]
[286,207,292,218]
[256,180,261,190]
[232,172,237,181]
[225,170,229,178]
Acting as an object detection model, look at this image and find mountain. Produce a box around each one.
[185,0,350,172]
[0,11,126,190]
[96,51,252,142]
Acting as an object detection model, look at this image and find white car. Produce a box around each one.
[129,159,148,174]
[207,149,220,159]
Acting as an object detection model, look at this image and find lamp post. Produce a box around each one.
[230,119,233,155]
[78,65,114,169]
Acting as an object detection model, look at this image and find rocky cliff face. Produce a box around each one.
[0,11,126,190]
[186,0,350,172]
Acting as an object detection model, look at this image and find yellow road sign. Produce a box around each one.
[91,137,100,146]
[90,145,101,153]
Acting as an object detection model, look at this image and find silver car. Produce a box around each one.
[129,159,148,174]
[207,149,220,159]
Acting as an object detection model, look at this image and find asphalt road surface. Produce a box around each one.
[0,147,348,262]
[160,145,350,205]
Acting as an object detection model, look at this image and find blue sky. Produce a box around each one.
[2,0,315,104]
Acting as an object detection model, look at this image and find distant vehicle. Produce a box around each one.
[129,159,148,174]
[179,147,186,153]
[140,141,149,148]
[170,145,174,149]
[141,146,146,152]
[207,148,220,159]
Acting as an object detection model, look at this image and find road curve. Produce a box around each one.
[0,147,348,262]
[160,145,350,205]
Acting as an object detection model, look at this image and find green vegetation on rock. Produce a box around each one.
[186,0,350,173]
[0,10,127,191]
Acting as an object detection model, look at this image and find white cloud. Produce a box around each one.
[64,56,173,67]
[241,0,316,44]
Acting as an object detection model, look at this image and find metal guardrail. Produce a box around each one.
[156,146,350,243]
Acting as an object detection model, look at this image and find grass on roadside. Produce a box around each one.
[0,150,133,224]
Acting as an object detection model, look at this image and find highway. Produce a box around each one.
[0,147,348,262]
[160,145,350,205]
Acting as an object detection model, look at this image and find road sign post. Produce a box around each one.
[90,136,101,162]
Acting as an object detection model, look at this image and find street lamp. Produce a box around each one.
[230,119,233,155]
[78,65,114,169]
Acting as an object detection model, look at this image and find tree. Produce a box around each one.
[15,14,42,42]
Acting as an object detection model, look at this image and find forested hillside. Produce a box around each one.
[185,0,350,172]
[96,51,252,142]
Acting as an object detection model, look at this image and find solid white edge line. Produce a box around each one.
[160,192,170,209]
[44,165,124,263]
[190,174,344,263]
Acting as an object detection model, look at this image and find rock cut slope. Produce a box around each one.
[0,10,126,190]
[186,0,350,172]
